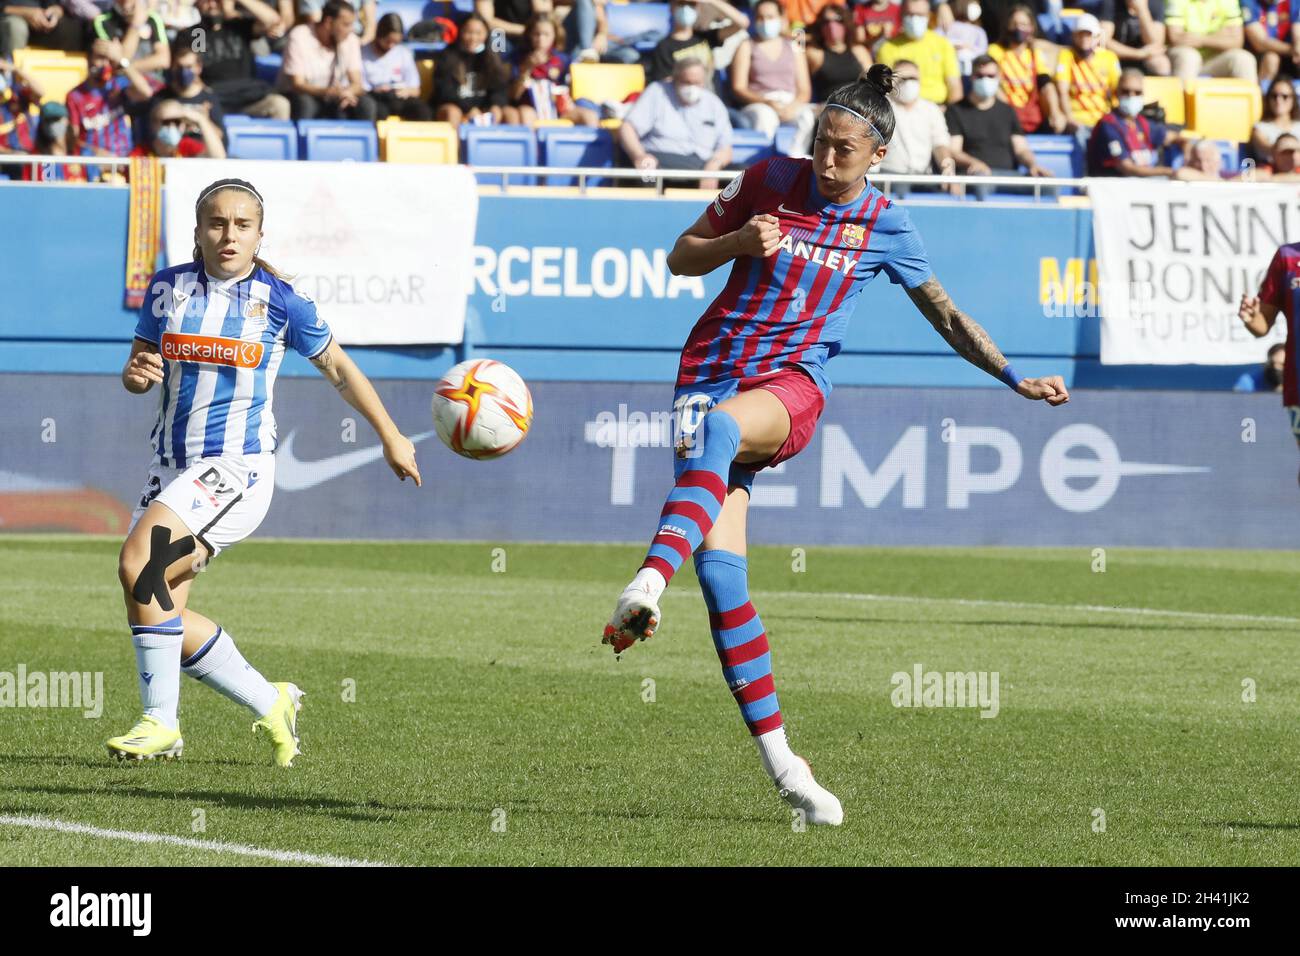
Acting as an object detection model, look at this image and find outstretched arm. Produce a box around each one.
[906,276,1070,405]
[309,339,423,485]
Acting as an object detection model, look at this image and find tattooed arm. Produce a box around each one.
[310,339,423,485]
[906,276,1070,405]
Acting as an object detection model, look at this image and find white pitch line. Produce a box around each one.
[0,814,388,867]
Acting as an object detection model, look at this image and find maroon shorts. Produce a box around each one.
[736,366,826,470]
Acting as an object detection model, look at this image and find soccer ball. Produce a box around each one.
[431,359,534,460]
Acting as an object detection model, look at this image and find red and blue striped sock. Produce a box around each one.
[694,549,783,736]
[641,409,741,585]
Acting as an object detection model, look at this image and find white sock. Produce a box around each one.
[131,617,184,729]
[631,566,667,601]
[181,626,280,717]
[754,725,799,782]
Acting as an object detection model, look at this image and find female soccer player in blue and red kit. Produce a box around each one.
[603,64,1070,826]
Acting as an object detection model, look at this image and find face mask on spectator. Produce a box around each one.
[674,4,698,29]
[1118,94,1144,118]
[972,75,998,99]
[46,119,68,141]
[895,78,921,104]
[677,82,702,105]
[967,2,981,20]
[173,67,197,88]
[470,42,486,54]
[821,20,846,44]
[1009,26,1031,43]
[902,14,928,39]
[757,18,782,39]
[157,124,184,148]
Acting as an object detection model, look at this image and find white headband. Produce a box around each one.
[825,103,886,144]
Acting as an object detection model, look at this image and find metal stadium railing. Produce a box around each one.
[1,156,1092,201]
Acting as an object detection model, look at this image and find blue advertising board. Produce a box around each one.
[1,374,1294,548]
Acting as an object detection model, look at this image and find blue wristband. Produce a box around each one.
[998,364,1023,390]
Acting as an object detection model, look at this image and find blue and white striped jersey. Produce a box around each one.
[134,262,333,468]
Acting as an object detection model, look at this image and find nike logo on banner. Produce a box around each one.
[275,430,437,492]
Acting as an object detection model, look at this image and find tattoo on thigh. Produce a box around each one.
[131,525,196,613]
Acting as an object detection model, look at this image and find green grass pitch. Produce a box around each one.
[1,536,1297,866]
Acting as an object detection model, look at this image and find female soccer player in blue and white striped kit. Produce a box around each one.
[603,65,1069,825]
[107,178,422,765]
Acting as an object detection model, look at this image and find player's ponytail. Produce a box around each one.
[193,178,295,281]
[823,63,897,147]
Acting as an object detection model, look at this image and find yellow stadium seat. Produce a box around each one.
[599,117,623,130]
[570,63,645,105]
[14,50,88,105]
[1142,75,1185,127]
[532,118,574,128]
[1186,79,1262,144]
[381,121,459,164]
[417,58,435,101]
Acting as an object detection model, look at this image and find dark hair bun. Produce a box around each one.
[863,63,894,96]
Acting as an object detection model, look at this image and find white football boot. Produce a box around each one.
[775,756,844,826]
[602,570,665,654]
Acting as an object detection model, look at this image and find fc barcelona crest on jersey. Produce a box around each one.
[841,223,866,249]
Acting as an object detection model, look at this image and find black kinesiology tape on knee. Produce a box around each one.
[131,525,195,613]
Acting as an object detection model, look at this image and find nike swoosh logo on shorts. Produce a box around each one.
[275,429,437,492]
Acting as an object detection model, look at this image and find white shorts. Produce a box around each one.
[128,453,275,558]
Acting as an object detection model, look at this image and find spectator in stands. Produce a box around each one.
[947,54,1051,178]
[362,12,434,120]
[67,37,155,157]
[1260,129,1300,176]
[1252,76,1300,157]
[22,101,86,179]
[131,97,226,157]
[731,0,816,146]
[156,0,202,31]
[877,0,963,103]
[433,12,519,125]
[852,0,902,53]
[1234,343,1286,390]
[643,0,750,83]
[279,0,377,119]
[1165,0,1257,82]
[0,54,39,154]
[0,1,87,61]
[185,0,291,120]
[91,0,170,79]
[876,56,957,189]
[479,0,616,64]
[1086,66,1179,174]
[143,44,227,147]
[807,4,872,103]
[617,55,732,188]
[300,0,377,46]
[508,13,600,125]
[989,4,1060,133]
[1172,136,1240,177]
[1108,0,1172,74]
[1053,14,1121,138]
[1243,0,1299,83]
[941,0,988,75]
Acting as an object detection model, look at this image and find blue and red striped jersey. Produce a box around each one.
[676,157,932,397]
[1258,241,1300,405]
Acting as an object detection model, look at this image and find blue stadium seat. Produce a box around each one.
[376,0,433,32]
[606,2,670,50]
[226,118,298,160]
[254,54,281,87]
[464,125,538,184]
[1024,133,1082,191]
[731,127,776,167]
[537,126,614,185]
[774,124,801,157]
[298,120,379,162]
